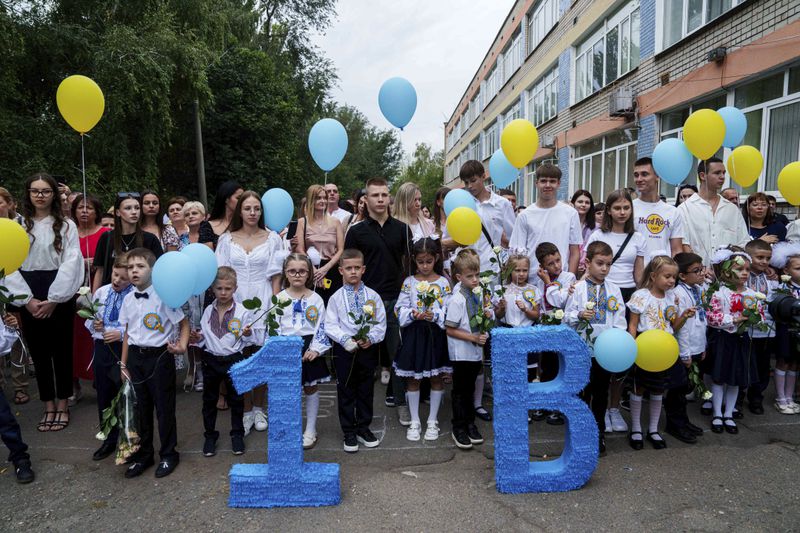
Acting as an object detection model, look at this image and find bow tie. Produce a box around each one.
[134,292,149,299]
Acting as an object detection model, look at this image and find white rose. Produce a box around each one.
[95,431,107,441]
[584,302,595,311]
[277,293,291,304]
[554,310,565,320]
[754,292,766,301]
[416,281,430,292]
[472,286,482,296]
[480,276,491,285]
[781,275,791,283]
[701,390,713,401]
[78,286,91,297]
[362,304,374,316]
[492,246,502,254]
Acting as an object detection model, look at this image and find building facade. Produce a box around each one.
[443,0,800,209]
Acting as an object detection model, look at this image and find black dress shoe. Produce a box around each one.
[155,458,179,478]
[665,426,697,444]
[710,417,724,434]
[732,409,744,420]
[628,431,644,450]
[722,417,739,434]
[646,432,668,450]
[748,403,764,415]
[546,412,565,426]
[93,441,116,461]
[685,422,704,436]
[125,458,154,478]
[14,460,34,484]
[530,410,546,422]
[474,406,492,422]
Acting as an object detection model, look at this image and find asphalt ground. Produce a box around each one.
[2,369,799,532]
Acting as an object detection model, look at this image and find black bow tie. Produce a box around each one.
[134,292,149,299]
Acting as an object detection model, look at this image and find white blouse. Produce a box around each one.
[215,231,284,308]
[628,288,680,334]
[5,216,83,304]
[502,283,542,327]
[275,290,330,355]
[394,275,451,329]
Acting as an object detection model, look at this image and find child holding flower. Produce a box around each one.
[394,238,452,441]
[501,251,541,384]
[324,249,387,453]
[768,241,800,415]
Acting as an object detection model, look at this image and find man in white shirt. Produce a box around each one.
[508,163,582,280]
[324,183,353,225]
[442,160,516,274]
[677,157,750,268]
[632,156,685,259]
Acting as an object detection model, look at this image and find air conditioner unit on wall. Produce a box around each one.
[540,135,555,148]
[608,86,635,117]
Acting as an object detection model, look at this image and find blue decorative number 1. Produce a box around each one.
[491,325,598,493]
[227,336,340,507]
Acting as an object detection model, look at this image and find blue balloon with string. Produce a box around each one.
[717,106,747,148]
[261,188,293,232]
[308,118,348,172]
[378,77,417,130]
[443,189,477,216]
[489,149,520,188]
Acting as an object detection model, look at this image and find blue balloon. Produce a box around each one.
[652,138,693,186]
[443,189,476,216]
[308,118,348,172]
[489,149,520,188]
[182,243,218,295]
[718,106,747,148]
[593,328,638,373]
[152,252,197,309]
[378,77,417,130]
[261,188,293,232]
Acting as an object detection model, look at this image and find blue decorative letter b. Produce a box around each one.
[491,325,598,493]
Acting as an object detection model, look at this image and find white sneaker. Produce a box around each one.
[193,381,204,392]
[604,410,612,434]
[253,410,268,431]
[243,412,255,436]
[789,401,800,414]
[608,408,628,432]
[406,422,421,441]
[303,432,317,449]
[380,369,391,385]
[424,422,440,441]
[774,400,795,415]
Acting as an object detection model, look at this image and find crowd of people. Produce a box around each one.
[1,154,799,484]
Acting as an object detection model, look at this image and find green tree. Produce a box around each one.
[393,143,444,209]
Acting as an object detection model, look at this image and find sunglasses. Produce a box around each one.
[117,192,141,199]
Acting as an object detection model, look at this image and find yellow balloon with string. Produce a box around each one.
[635,330,678,372]
[726,146,763,187]
[778,162,800,205]
[446,207,482,245]
[0,218,31,275]
[56,75,105,134]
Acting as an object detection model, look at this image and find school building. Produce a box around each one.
[443,0,800,210]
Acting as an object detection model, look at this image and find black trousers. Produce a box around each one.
[451,360,482,432]
[664,358,695,431]
[201,351,245,439]
[333,343,377,436]
[580,359,610,433]
[128,345,178,463]
[747,338,773,405]
[0,390,29,465]
[17,271,73,402]
[93,340,122,444]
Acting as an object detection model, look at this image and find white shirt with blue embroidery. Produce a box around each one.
[564,279,627,342]
[628,288,679,334]
[674,282,708,359]
[275,290,331,355]
[199,301,255,357]
[502,282,542,327]
[394,275,451,329]
[83,283,135,341]
[324,283,387,347]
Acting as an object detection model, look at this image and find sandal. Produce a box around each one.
[37,411,55,432]
[14,390,30,405]
[49,410,70,432]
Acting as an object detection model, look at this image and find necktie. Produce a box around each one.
[690,285,706,321]
[109,293,120,323]
[134,292,149,300]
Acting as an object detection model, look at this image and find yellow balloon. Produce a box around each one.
[56,75,105,134]
[446,207,482,246]
[500,119,539,169]
[683,109,725,160]
[726,145,763,187]
[0,218,30,276]
[778,162,800,206]
[635,329,678,373]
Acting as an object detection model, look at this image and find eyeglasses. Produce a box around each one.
[286,269,309,277]
[117,192,141,199]
[687,267,705,275]
[28,188,54,198]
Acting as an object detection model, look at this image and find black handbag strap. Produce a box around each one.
[612,232,634,264]
[481,224,494,248]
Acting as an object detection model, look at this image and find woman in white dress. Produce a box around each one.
[215,191,284,435]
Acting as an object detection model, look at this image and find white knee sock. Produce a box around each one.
[406,390,421,424]
[786,371,798,402]
[428,390,445,424]
[304,391,319,435]
[711,383,725,417]
[474,373,485,409]
[774,369,787,402]
[629,393,643,437]
[648,394,663,435]
[723,385,739,418]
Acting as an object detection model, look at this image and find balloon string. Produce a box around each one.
[324,171,328,186]
[80,133,91,287]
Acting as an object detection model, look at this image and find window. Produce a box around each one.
[500,102,522,132]
[573,130,638,202]
[469,138,481,162]
[527,65,559,126]
[575,1,640,102]
[484,122,499,159]
[503,33,523,84]
[662,0,747,49]
[658,94,726,197]
[527,0,558,55]
[486,67,500,104]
